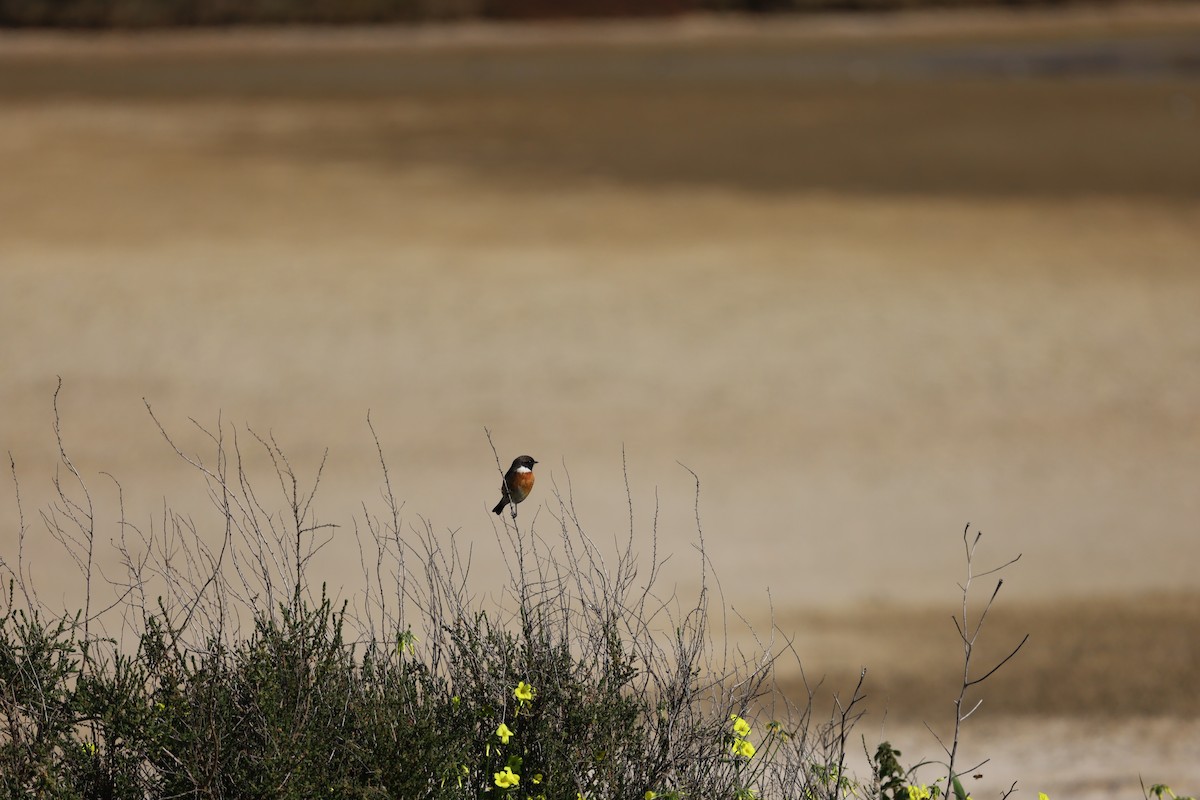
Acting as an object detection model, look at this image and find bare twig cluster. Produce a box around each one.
[931,525,1028,800]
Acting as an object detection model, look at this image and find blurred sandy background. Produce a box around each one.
[2,5,1200,796]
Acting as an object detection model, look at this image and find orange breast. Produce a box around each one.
[509,470,535,503]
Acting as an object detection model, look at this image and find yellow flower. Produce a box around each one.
[1038,794,1050,800]
[730,714,752,738]
[514,681,536,703]
[496,723,514,744]
[645,792,658,800]
[532,773,543,784]
[905,786,932,800]
[494,766,520,788]
[731,738,756,759]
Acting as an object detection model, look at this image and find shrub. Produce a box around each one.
[0,389,1033,799]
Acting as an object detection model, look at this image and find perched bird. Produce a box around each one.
[493,455,537,515]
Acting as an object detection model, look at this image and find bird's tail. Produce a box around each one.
[492,498,508,515]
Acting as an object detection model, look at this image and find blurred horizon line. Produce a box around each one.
[2,0,1199,32]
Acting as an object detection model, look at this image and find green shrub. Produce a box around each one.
[0,397,1042,799]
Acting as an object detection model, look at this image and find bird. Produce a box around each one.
[493,455,537,515]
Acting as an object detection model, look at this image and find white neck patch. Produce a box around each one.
[515,466,532,473]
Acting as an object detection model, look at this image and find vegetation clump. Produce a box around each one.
[0,396,1045,799]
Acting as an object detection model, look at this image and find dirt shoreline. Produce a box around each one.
[775,592,1200,719]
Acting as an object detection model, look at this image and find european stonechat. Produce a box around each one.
[493,455,537,515]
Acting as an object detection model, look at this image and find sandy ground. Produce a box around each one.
[2,7,1200,796]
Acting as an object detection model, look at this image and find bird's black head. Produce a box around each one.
[513,455,537,470]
